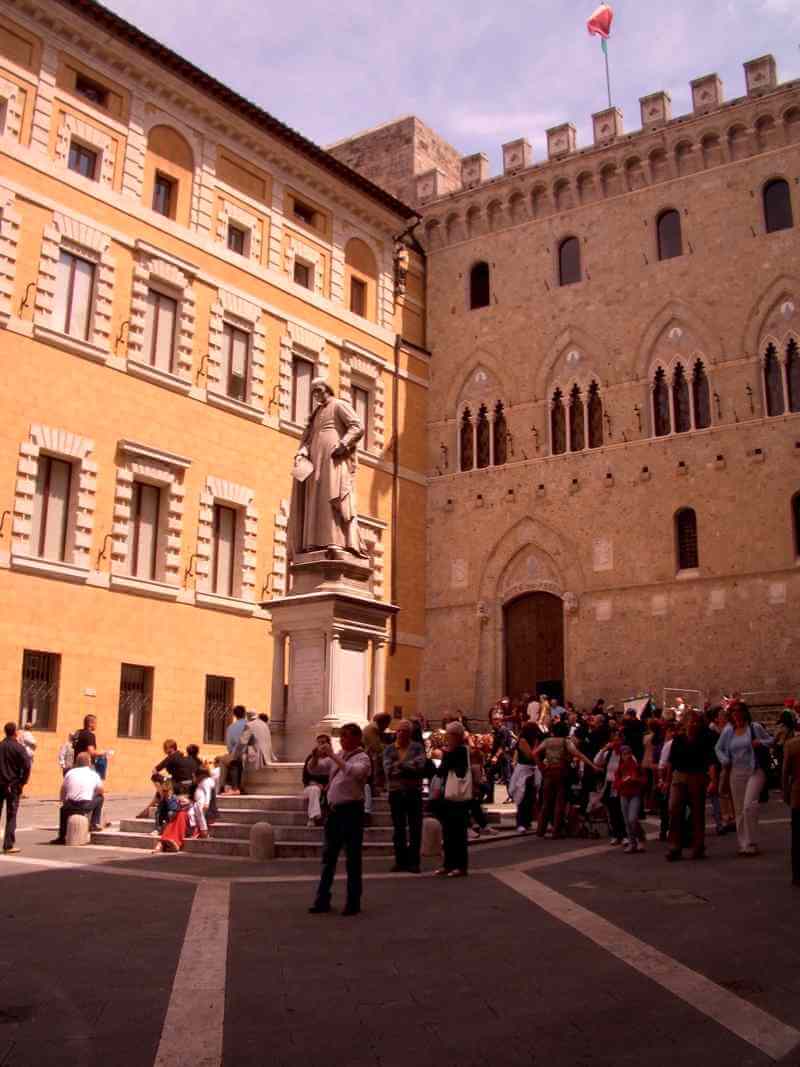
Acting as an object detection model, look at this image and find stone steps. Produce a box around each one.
[213,807,394,827]
[119,818,395,843]
[91,829,394,859]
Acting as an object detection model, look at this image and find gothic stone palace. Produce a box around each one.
[0,0,798,794]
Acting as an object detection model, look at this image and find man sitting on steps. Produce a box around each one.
[50,752,105,844]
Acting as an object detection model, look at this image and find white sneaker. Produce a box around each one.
[623,841,633,853]
[516,826,528,834]
[610,837,622,846]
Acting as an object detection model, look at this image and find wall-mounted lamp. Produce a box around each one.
[745,384,755,416]
[114,319,130,354]
[97,532,114,566]
[633,405,642,433]
[713,391,722,420]
[18,281,35,316]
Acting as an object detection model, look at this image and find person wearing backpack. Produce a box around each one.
[58,733,75,777]
[715,701,774,857]
[533,719,594,838]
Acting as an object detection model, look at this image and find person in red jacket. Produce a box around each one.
[614,745,645,853]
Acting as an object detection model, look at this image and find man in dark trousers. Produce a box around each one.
[0,722,32,854]
[309,723,371,917]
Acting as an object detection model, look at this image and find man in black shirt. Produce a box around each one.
[487,708,513,802]
[666,710,717,861]
[72,715,98,761]
[154,740,196,795]
[0,723,32,853]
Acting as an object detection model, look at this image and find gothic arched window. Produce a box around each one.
[787,339,800,413]
[569,384,585,452]
[460,408,474,470]
[675,508,699,571]
[493,402,508,466]
[672,364,691,433]
[657,209,683,260]
[476,404,491,468]
[764,344,785,416]
[587,381,603,448]
[551,389,566,455]
[469,262,491,309]
[558,237,581,286]
[692,360,711,429]
[653,368,671,436]
[764,179,793,234]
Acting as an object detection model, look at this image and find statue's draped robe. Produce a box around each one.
[288,396,364,559]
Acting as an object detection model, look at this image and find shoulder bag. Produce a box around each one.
[444,750,473,802]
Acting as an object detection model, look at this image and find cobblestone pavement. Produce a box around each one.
[0,800,798,1067]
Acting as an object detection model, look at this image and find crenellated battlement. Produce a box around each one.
[416,53,799,229]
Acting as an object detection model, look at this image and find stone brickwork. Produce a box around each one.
[417,59,800,714]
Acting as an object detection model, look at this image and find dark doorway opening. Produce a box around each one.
[504,592,565,703]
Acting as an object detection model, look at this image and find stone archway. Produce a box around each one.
[504,592,565,702]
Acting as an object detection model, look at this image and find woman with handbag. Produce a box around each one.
[715,701,774,857]
[433,721,472,878]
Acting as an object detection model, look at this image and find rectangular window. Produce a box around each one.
[31,455,72,561]
[352,385,370,450]
[19,650,60,731]
[293,260,312,289]
[75,73,109,109]
[130,482,161,581]
[292,356,314,424]
[143,288,178,372]
[204,674,234,745]
[117,663,153,739]
[227,224,246,255]
[350,277,367,317]
[222,322,250,402]
[152,173,175,218]
[53,249,95,340]
[293,199,317,227]
[68,141,98,180]
[211,503,237,597]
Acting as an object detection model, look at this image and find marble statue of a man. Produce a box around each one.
[287,378,367,560]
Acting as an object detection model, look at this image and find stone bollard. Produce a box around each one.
[421,816,443,858]
[249,821,275,861]
[66,813,91,846]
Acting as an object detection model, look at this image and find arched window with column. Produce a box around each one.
[764,343,785,416]
[551,389,566,455]
[469,262,490,309]
[764,179,793,234]
[568,384,585,451]
[657,209,683,260]
[587,381,604,448]
[653,368,671,436]
[692,361,711,429]
[558,237,581,286]
[476,405,491,468]
[787,339,800,413]
[672,364,691,433]
[493,402,508,465]
[459,408,474,470]
[675,508,699,571]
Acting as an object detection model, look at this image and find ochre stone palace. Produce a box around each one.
[0,0,797,794]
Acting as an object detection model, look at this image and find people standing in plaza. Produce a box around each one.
[302,734,332,826]
[222,705,247,794]
[310,723,371,916]
[487,707,513,802]
[363,712,392,798]
[666,709,716,862]
[383,719,426,873]
[781,728,800,886]
[51,752,104,844]
[715,702,773,857]
[72,714,98,763]
[511,721,541,833]
[775,706,797,779]
[0,723,32,854]
[533,720,594,838]
[615,745,645,853]
[433,721,472,877]
[595,732,627,844]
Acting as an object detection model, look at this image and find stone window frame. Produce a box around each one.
[457,399,510,470]
[285,234,325,297]
[206,289,266,421]
[0,77,23,142]
[216,198,262,263]
[648,354,713,437]
[34,212,116,361]
[359,516,386,600]
[278,322,329,426]
[759,322,799,417]
[0,187,21,327]
[269,498,290,599]
[339,341,386,456]
[11,423,97,583]
[110,440,190,600]
[196,475,258,612]
[548,376,604,455]
[55,114,116,188]
[127,252,196,394]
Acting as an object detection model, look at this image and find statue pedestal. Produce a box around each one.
[266,552,398,763]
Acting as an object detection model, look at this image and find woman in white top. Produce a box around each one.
[715,702,773,856]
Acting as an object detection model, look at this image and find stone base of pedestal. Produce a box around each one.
[265,562,398,763]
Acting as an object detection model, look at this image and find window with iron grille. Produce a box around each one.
[204,675,234,745]
[675,508,699,571]
[19,650,60,731]
[117,663,153,739]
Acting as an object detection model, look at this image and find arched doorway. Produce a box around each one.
[504,592,564,702]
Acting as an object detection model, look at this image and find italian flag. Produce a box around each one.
[587,3,614,52]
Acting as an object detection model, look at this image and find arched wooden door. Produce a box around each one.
[504,592,564,702]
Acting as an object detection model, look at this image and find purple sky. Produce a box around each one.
[101,0,800,173]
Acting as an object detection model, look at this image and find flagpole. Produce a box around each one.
[602,38,612,108]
